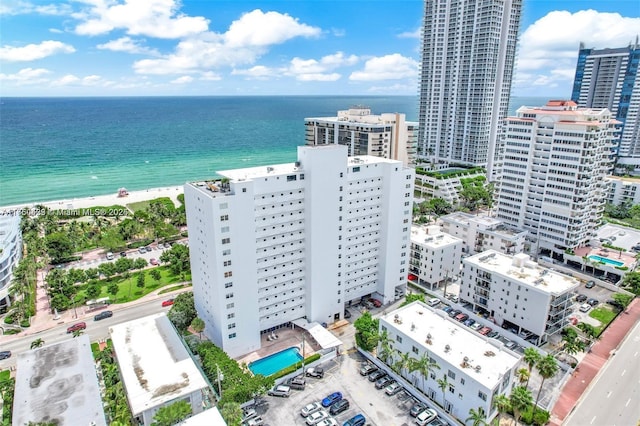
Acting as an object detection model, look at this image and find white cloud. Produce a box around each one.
[133,10,322,76]
[224,9,320,48]
[0,1,71,16]
[0,67,51,84]
[171,75,193,84]
[199,71,221,81]
[52,74,80,86]
[296,73,340,82]
[97,37,159,56]
[0,40,75,62]
[331,28,346,37]
[285,52,357,81]
[72,0,209,39]
[398,28,420,39]
[232,65,278,80]
[349,54,418,81]
[515,10,640,93]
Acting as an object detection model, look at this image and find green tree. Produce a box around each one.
[86,282,102,300]
[115,257,134,274]
[426,198,453,216]
[516,368,530,385]
[510,386,533,426]
[534,354,558,410]
[220,401,243,426]
[378,329,394,363]
[493,394,511,426]
[168,292,197,331]
[622,271,640,295]
[134,257,148,270]
[437,374,449,409]
[353,311,379,351]
[522,347,541,388]
[136,271,146,290]
[73,329,84,338]
[465,407,488,426]
[562,328,585,356]
[612,293,634,310]
[85,267,99,280]
[107,282,119,301]
[150,268,162,284]
[411,352,439,390]
[159,244,190,275]
[30,338,45,349]
[401,293,426,307]
[151,400,192,426]
[190,317,205,339]
[99,228,126,252]
[46,232,74,263]
[98,261,117,278]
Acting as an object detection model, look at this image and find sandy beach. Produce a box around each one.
[0,185,184,214]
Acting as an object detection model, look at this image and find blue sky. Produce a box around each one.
[1,0,639,97]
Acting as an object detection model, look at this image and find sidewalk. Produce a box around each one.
[549,298,640,425]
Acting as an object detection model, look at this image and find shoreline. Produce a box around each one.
[0,185,184,213]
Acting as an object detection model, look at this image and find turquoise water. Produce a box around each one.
[588,255,624,267]
[248,347,302,377]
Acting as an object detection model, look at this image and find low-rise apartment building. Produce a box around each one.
[439,212,527,255]
[409,225,463,290]
[460,250,580,345]
[606,175,640,206]
[379,301,520,424]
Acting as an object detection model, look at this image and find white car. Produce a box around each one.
[385,382,403,395]
[316,419,339,426]
[579,303,591,313]
[415,408,437,425]
[306,410,329,425]
[301,401,323,417]
[470,323,483,331]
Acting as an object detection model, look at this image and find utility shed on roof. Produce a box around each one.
[12,335,107,426]
[110,313,209,426]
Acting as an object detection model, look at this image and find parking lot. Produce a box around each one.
[255,351,423,426]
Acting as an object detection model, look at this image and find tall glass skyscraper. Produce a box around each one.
[571,42,640,166]
[417,0,522,177]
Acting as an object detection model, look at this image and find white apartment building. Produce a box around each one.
[414,168,486,205]
[0,214,22,310]
[110,314,210,426]
[606,175,640,205]
[379,301,519,423]
[304,106,418,166]
[461,250,580,344]
[417,0,522,176]
[439,212,527,256]
[185,145,414,357]
[409,225,463,290]
[495,100,617,257]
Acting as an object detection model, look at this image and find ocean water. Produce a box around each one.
[0,95,548,206]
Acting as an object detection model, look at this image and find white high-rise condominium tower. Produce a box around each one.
[494,100,617,257]
[184,145,414,357]
[417,0,522,176]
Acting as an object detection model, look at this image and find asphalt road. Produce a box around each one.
[0,297,171,370]
[564,318,640,426]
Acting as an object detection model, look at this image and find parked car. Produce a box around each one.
[369,298,382,308]
[575,294,588,303]
[119,251,127,257]
[505,341,518,350]
[479,326,492,335]
[316,419,338,426]
[306,410,329,426]
[587,298,599,307]
[306,367,325,378]
[267,385,290,397]
[162,299,175,307]
[585,280,595,289]
[106,252,114,260]
[359,363,377,376]
[579,303,591,312]
[285,375,306,390]
[470,322,483,331]
[329,398,350,415]
[442,306,453,314]
[138,247,147,254]
[0,351,11,360]
[375,375,393,389]
[344,309,352,319]
[245,417,264,426]
[321,391,342,407]
[343,414,366,426]
[409,402,427,417]
[66,322,86,333]
[385,382,403,395]
[455,313,469,322]
[448,309,461,318]
[463,318,475,327]
[427,298,440,307]
[150,258,159,265]
[415,408,437,425]
[94,310,113,321]
[368,370,386,382]
[487,331,500,339]
[301,402,323,417]
[242,408,258,422]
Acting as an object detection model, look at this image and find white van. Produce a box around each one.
[106,252,114,260]
[428,298,440,307]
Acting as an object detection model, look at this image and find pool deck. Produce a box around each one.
[236,326,321,368]
[573,246,636,268]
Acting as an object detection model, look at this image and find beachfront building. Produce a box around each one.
[0,214,23,311]
[494,100,617,258]
[184,145,414,357]
[379,301,519,423]
[606,175,640,205]
[13,335,107,426]
[460,250,580,344]
[304,106,418,166]
[417,0,522,177]
[110,313,211,426]
[439,212,527,256]
[409,225,463,291]
[571,42,640,170]
[413,167,486,205]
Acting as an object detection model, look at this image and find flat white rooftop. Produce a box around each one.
[411,225,461,248]
[13,335,106,426]
[110,313,209,416]
[179,407,227,425]
[465,250,580,296]
[441,212,503,228]
[381,301,520,389]
[219,162,300,181]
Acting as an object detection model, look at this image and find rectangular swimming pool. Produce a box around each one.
[588,255,624,267]
[248,347,302,377]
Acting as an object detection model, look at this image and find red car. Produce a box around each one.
[369,298,382,308]
[162,299,174,307]
[408,274,418,281]
[67,322,86,333]
[479,326,492,336]
[150,258,159,265]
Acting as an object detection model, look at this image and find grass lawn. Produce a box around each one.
[76,266,191,304]
[0,370,10,382]
[589,306,618,335]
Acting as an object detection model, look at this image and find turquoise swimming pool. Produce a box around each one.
[248,347,302,377]
[588,255,624,267]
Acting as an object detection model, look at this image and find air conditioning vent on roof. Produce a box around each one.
[475,365,482,372]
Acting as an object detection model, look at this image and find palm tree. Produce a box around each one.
[516,368,530,385]
[522,347,541,388]
[493,394,511,426]
[378,330,393,364]
[509,386,533,426]
[30,338,45,349]
[399,351,413,378]
[534,354,559,410]
[465,407,488,426]
[72,329,84,338]
[437,374,449,409]
[412,353,440,390]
